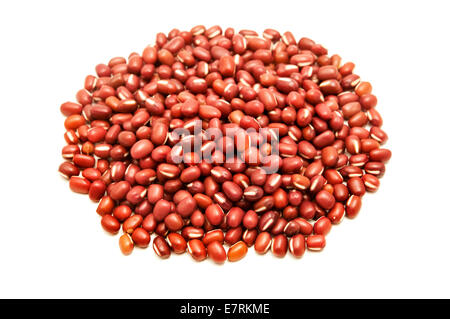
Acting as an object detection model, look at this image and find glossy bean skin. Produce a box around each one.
[271,234,288,257]
[59,27,390,262]
[131,228,151,248]
[306,235,326,251]
[59,162,80,178]
[167,233,187,254]
[227,241,248,262]
[69,176,91,194]
[122,214,143,234]
[101,214,120,234]
[119,234,134,255]
[153,236,171,259]
[289,234,306,258]
[313,217,332,235]
[207,241,227,263]
[205,204,224,226]
[254,232,272,254]
[187,239,207,261]
[346,195,362,218]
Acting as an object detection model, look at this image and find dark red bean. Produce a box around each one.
[119,234,134,255]
[205,204,225,226]
[207,241,227,263]
[227,241,248,262]
[167,233,187,254]
[226,207,245,228]
[153,236,171,259]
[271,234,288,257]
[59,162,79,179]
[164,213,184,231]
[347,177,366,196]
[254,232,272,254]
[88,180,106,201]
[176,196,197,218]
[313,217,332,235]
[153,199,171,221]
[132,228,151,248]
[122,215,143,234]
[222,181,243,202]
[187,239,207,261]
[131,139,154,159]
[69,176,91,194]
[59,27,390,262]
[224,227,243,246]
[109,181,131,201]
[315,190,336,210]
[101,214,120,234]
[346,195,362,218]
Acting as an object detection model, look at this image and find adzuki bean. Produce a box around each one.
[60,26,390,262]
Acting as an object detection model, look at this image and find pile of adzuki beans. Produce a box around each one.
[59,26,391,263]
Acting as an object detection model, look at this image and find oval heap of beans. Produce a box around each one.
[59,26,391,263]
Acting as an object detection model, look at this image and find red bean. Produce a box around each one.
[369,148,392,163]
[61,102,83,116]
[362,174,380,192]
[113,205,132,222]
[289,234,306,258]
[346,195,362,218]
[244,186,264,201]
[283,220,300,236]
[147,184,164,204]
[321,146,338,167]
[306,234,326,251]
[222,181,243,202]
[59,161,80,179]
[142,214,157,233]
[153,236,171,259]
[122,215,143,234]
[59,27,390,262]
[205,204,225,226]
[101,214,120,234]
[180,166,201,183]
[347,177,366,196]
[224,227,243,245]
[313,216,332,235]
[119,234,134,255]
[96,196,114,216]
[226,207,245,228]
[131,139,154,159]
[187,239,207,261]
[88,180,106,201]
[164,213,184,231]
[227,241,248,262]
[264,174,282,194]
[327,202,345,224]
[109,181,131,200]
[243,210,259,229]
[254,232,272,254]
[69,176,91,194]
[258,210,278,231]
[314,190,335,210]
[176,196,197,218]
[207,241,227,263]
[73,154,95,168]
[272,234,288,257]
[153,199,171,222]
[132,227,151,248]
[167,233,187,254]
[65,114,86,130]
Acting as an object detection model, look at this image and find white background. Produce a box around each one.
[0,0,449,299]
